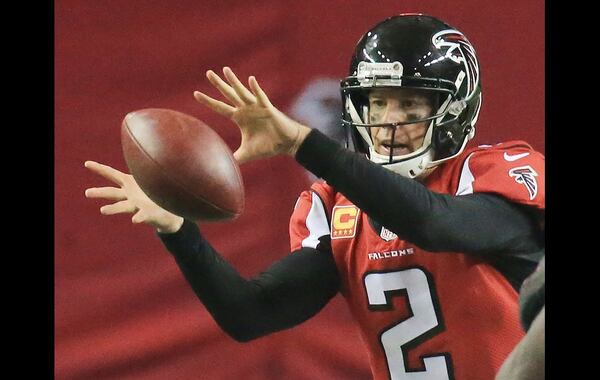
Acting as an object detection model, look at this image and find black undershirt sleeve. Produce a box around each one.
[158,220,339,342]
[156,130,542,340]
[296,129,543,256]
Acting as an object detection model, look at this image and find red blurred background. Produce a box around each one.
[55,1,544,379]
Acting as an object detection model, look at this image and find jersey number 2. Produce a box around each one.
[364,268,452,380]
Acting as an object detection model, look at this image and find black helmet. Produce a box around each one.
[341,14,482,178]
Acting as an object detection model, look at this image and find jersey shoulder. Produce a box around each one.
[452,141,545,209]
[289,181,337,251]
[464,140,544,159]
[309,181,341,212]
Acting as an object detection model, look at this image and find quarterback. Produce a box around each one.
[86,15,544,380]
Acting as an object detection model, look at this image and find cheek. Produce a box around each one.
[371,128,387,145]
[369,110,383,124]
[407,123,428,139]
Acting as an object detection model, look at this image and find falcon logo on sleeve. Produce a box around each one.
[509,165,539,200]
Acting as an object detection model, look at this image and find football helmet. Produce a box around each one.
[341,14,482,178]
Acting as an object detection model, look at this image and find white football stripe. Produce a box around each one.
[456,153,475,196]
[301,192,331,249]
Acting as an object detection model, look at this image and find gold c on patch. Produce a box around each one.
[331,205,360,239]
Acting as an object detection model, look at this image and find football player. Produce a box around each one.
[86,14,544,380]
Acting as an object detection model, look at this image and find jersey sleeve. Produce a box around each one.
[289,183,333,251]
[455,141,545,209]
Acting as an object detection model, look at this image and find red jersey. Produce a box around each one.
[289,141,545,380]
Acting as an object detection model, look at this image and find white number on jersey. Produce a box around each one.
[364,269,451,380]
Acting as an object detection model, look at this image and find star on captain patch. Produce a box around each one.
[380,226,398,242]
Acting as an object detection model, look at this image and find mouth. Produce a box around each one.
[379,141,411,156]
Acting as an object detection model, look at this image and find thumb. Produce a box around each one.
[233,148,251,165]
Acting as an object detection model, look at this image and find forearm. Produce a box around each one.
[158,220,339,342]
[296,130,542,254]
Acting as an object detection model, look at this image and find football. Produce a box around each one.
[121,108,244,222]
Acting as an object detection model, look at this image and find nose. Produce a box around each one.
[381,103,407,125]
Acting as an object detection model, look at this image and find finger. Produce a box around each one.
[193,91,236,117]
[85,187,127,201]
[223,67,256,105]
[84,161,125,186]
[100,200,137,215]
[206,70,245,107]
[131,209,146,224]
[248,76,273,108]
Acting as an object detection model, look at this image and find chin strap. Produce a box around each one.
[377,147,435,179]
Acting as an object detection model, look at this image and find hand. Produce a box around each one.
[193,67,311,164]
[84,161,184,233]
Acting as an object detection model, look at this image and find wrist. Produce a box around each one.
[156,216,185,234]
[289,124,312,157]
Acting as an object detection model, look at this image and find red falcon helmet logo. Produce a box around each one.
[509,165,539,200]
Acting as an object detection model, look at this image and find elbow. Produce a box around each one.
[226,328,258,343]
[228,332,254,343]
[219,321,266,343]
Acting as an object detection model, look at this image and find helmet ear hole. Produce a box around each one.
[432,121,466,161]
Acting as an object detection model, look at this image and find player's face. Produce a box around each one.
[368,88,434,156]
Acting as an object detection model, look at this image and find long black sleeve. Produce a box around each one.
[296,129,543,256]
[158,220,339,342]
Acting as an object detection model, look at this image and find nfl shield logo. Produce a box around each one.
[380,226,398,241]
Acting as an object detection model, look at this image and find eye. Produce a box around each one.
[370,99,386,108]
[402,100,416,108]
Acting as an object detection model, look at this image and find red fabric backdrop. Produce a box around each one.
[55,1,544,379]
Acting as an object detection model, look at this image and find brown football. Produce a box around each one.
[121,108,244,222]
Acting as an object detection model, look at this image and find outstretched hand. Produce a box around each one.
[84,161,184,233]
[193,67,311,164]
